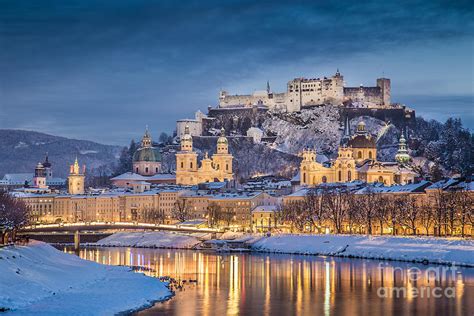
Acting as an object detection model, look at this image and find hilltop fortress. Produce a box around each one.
[218,70,391,112]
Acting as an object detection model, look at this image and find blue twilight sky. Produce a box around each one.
[0,0,473,145]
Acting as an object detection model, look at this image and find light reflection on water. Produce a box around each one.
[62,247,474,316]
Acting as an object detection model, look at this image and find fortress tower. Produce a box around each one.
[376,78,391,106]
[68,158,85,195]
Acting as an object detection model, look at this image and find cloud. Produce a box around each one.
[0,0,473,144]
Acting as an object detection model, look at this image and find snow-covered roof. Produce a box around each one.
[426,178,459,190]
[356,181,431,194]
[290,172,300,182]
[210,191,263,200]
[148,174,176,180]
[110,172,146,181]
[2,173,34,185]
[252,205,278,213]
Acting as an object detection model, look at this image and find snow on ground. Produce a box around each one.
[95,231,202,249]
[0,241,171,315]
[250,234,474,267]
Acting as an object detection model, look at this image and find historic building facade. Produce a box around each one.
[218,70,391,112]
[300,121,416,186]
[176,126,233,185]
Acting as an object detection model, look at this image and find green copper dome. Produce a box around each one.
[133,147,162,162]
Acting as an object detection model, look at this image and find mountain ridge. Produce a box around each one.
[0,129,123,178]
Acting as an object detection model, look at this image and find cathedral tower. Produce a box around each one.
[212,128,233,181]
[68,157,85,194]
[176,125,198,185]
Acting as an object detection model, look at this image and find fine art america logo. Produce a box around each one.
[377,263,459,299]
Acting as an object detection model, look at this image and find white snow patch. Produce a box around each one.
[0,241,171,314]
[14,142,28,149]
[79,150,99,155]
[95,231,201,249]
[250,234,474,266]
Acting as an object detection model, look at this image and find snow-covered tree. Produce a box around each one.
[0,192,29,244]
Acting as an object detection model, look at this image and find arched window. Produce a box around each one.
[180,162,184,169]
[136,167,139,173]
[145,167,149,173]
[190,162,193,169]
[338,171,342,182]
[378,176,384,183]
[369,151,373,159]
[303,173,306,183]
[348,171,352,181]
[322,176,327,183]
[226,164,229,171]
[156,167,158,172]
[358,151,362,159]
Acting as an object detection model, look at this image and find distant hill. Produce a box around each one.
[0,129,123,178]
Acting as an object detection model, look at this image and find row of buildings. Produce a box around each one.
[12,176,473,235]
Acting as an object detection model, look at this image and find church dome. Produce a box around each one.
[349,134,376,148]
[133,146,162,163]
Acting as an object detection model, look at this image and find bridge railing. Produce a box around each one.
[21,221,224,233]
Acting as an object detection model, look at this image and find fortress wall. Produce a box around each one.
[340,107,415,129]
[344,87,383,105]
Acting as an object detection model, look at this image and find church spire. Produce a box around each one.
[266,80,271,93]
[141,126,152,148]
[395,130,410,164]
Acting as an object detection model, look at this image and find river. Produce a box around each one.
[60,246,474,316]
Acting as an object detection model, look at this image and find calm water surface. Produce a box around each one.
[62,246,474,316]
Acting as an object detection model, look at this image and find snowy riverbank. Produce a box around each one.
[94,231,203,249]
[0,241,172,315]
[250,234,474,267]
[92,231,474,267]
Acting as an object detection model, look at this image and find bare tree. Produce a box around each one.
[304,190,325,233]
[323,187,350,234]
[346,193,363,234]
[206,202,222,228]
[454,189,473,237]
[374,194,393,235]
[419,199,435,236]
[142,207,165,224]
[432,189,448,236]
[445,191,459,236]
[173,198,191,222]
[398,194,421,235]
[281,200,308,233]
[359,188,378,235]
[0,192,29,244]
[221,207,235,228]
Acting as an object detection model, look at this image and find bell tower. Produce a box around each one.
[212,128,233,181]
[176,125,198,185]
[68,157,85,194]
